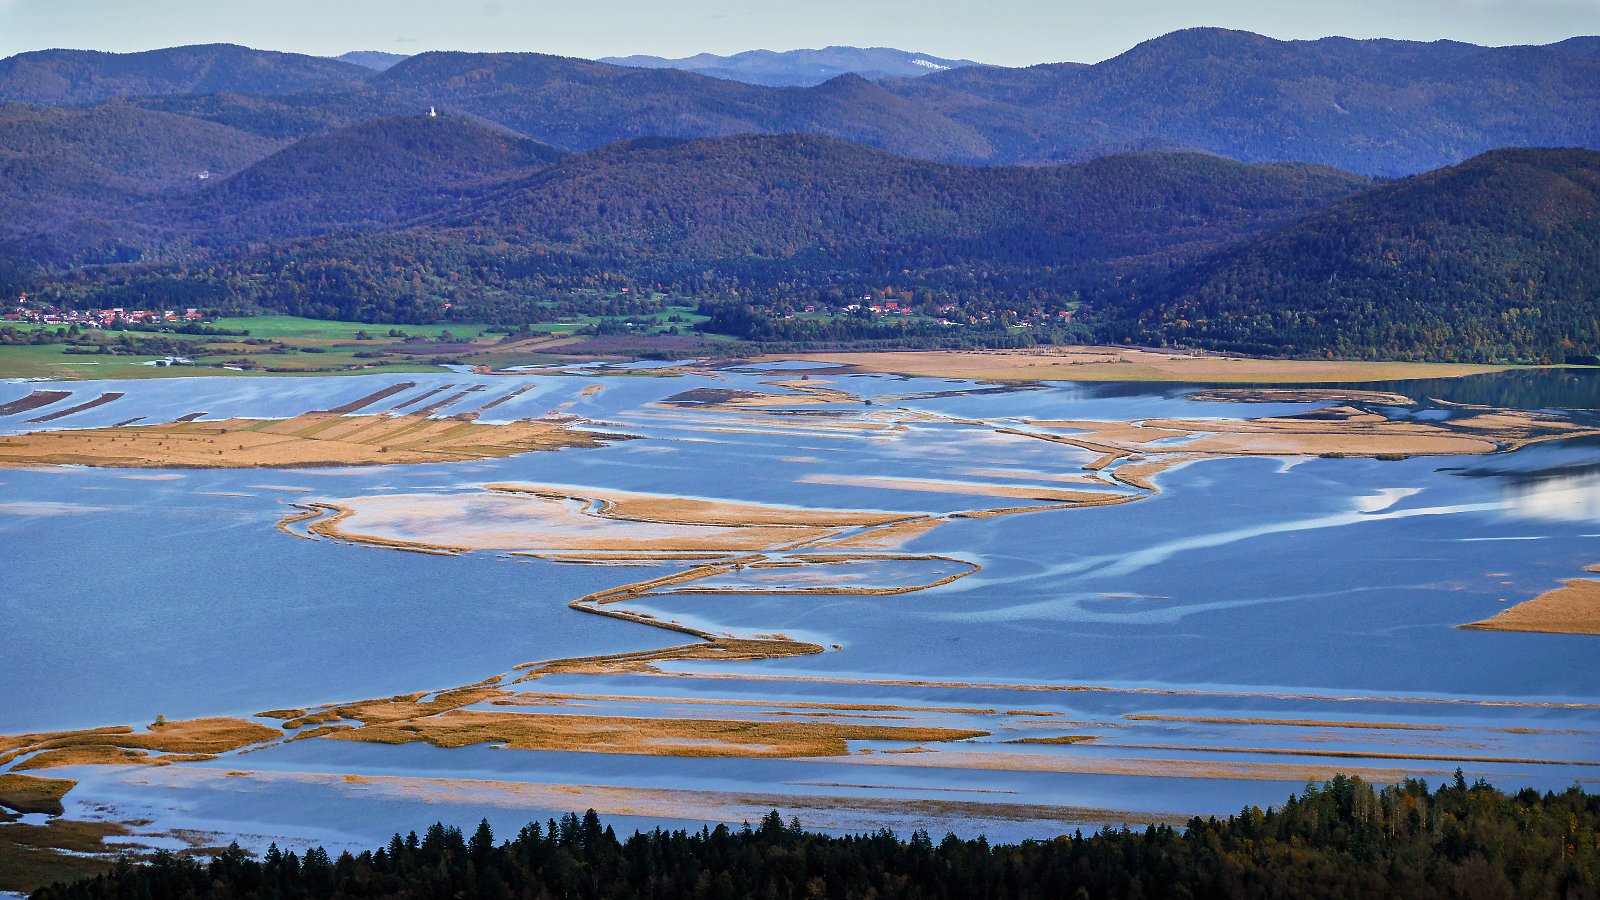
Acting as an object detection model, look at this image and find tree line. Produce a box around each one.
[31,775,1600,900]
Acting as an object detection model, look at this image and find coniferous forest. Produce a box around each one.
[31,777,1600,900]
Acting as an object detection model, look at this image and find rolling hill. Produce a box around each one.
[182,114,565,243]
[441,133,1369,266]
[0,102,280,264]
[1104,147,1600,362]
[0,44,369,105]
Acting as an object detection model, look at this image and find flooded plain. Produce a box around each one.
[2,362,1598,858]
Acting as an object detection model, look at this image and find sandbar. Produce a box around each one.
[760,349,1505,384]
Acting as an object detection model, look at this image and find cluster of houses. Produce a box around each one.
[5,296,210,328]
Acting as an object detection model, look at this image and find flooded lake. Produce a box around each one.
[2,362,1597,851]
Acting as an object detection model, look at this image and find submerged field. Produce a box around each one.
[1,359,1597,890]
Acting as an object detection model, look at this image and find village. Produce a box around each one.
[4,295,214,328]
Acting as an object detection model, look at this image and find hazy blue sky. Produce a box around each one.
[2,0,1597,64]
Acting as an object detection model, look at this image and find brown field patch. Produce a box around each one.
[0,390,70,417]
[321,382,417,414]
[27,392,123,423]
[0,413,616,469]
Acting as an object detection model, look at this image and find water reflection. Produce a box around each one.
[1504,471,1600,523]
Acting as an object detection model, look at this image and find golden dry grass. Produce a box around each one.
[0,774,76,815]
[13,745,153,770]
[3,717,280,771]
[493,692,1001,715]
[763,349,1505,384]
[519,637,824,679]
[326,709,987,758]
[0,413,615,469]
[814,517,944,550]
[0,817,129,893]
[1463,575,1600,635]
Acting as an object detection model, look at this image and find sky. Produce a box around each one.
[2,0,1598,65]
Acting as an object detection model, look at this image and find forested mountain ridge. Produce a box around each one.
[1104,147,1600,363]
[0,44,369,105]
[0,101,277,190]
[887,28,1600,175]
[440,133,1369,266]
[181,114,566,245]
[366,54,1000,162]
[4,30,1595,175]
[0,102,280,267]
[22,137,1374,325]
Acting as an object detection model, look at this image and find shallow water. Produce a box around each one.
[3,365,1598,848]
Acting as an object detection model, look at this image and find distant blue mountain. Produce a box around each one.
[334,51,411,71]
[600,46,981,86]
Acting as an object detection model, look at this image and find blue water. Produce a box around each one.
[4,365,1599,842]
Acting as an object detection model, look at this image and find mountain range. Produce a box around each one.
[3,29,1597,175]
[599,47,981,86]
[2,30,1598,361]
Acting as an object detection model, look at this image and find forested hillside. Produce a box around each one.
[24,137,1371,327]
[0,103,279,266]
[1106,147,1600,363]
[891,28,1600,175]
[445,135,1364,264]
[0,44,367,105]
[29,777,1600,900]
[181,115,565,244]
